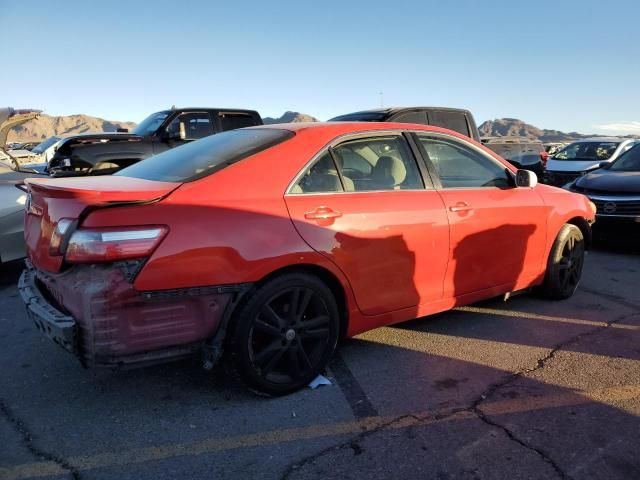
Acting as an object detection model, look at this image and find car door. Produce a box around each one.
[284,132,449,316]
[414,132,548,298]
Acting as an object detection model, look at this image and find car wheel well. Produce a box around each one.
[567,216,592,250]
[256,265,349,339]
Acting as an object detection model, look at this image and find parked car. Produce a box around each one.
[329,107,480,142]
[565,143,640,228]
[481,137,548,177]
[6,136,61,166]
[0,107,47,264]
[19,122,595,395]
[48,107,263,176]
[544,138,639,187]
[544,142,568,156]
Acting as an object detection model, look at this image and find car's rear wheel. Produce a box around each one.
[542,224,585,299]
[226,273,340,396]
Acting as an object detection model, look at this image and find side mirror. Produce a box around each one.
[515,169,538,188]
[598,161,609,169]
[162,122,187,142]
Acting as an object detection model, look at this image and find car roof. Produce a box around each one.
[334,106,473,116]
[247,121,480,143]
[569,137,629,143]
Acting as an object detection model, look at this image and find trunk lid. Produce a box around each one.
[24,176,180,272]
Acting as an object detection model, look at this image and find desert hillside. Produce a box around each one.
[7,111,320,144]
[7,114,137,143]
[263,111,319,124]
[11,112,627,145]
[478,118,636,142]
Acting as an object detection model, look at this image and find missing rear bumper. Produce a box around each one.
[19,260,250,369]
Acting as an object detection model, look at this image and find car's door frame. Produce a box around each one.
[284,128,451,316]
[406,129,548,298]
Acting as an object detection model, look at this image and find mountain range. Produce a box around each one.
[477,118,629,142]
[6,111,319,143]
[5,112,630,145]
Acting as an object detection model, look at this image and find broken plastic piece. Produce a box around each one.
[308,374,332,389]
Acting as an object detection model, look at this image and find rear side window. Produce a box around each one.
[219,112,258,131]
[392,111,428,125]
[117,128,294,182]
[292,152,344,193]
[428,111,470,137]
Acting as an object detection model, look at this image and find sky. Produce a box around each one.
[2,0,639,134]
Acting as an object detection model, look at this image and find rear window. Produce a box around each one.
[116,128,294,182]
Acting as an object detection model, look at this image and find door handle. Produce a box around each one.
[304,206,342,220]
[449,202,473,212]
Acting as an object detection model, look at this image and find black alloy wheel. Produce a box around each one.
[227,273,340,395]
[542,224,585,299]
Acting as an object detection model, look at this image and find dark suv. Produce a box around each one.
[481,137,548,178]
[329,107,480,142]
[48,108,262,175]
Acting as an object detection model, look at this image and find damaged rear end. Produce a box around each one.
[19,176,235,368]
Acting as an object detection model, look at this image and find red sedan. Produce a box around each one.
[19,122,595,395]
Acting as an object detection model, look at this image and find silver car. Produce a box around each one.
[0,107,47,263]
[544,137,639,187]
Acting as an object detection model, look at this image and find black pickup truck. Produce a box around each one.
[49,107,263,175]
[329,107,481,142]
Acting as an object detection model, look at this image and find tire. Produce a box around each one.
[226,272,340,396]
[541,224,585,300]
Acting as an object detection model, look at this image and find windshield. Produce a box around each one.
[609,144,640,171]
[31,136,60,154]
[553,141,620,161]
[132,111,169,136]
[117,128,294,182]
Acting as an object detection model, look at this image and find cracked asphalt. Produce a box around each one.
[1,236,639,480]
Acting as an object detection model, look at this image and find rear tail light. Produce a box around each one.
[49,218,76,256]
[65,225,168,263]
[540,151,549,167]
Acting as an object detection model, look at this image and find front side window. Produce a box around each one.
[553,141,620,161]
[166,112,214,140]
[418,134,511,188]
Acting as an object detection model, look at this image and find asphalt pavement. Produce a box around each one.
[1,236,639,480]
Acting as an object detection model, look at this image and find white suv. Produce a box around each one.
[544,137,639,187]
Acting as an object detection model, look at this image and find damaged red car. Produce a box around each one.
[19,122,596,395]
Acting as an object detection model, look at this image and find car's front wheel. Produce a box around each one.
[226,272,340,396]
[542,224,585,299]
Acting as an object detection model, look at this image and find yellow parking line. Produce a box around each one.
[456,306,640,331]
[2,385,639,480]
